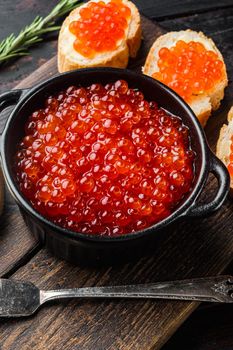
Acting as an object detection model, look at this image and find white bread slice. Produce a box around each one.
[58,0,142,73]
[216,107,233,191]
[143,30,228,127]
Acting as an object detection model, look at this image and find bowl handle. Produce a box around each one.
[0,89,29,116]
[0,88,29,215]
[184,153,230,217]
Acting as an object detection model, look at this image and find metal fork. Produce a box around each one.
[0,275,232,317]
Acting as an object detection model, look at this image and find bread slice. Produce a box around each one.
[58,0,142,73]
[143,30,228,127]
[216,107,233,191]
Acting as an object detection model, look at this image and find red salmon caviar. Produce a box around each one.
[15,80,195,236]
[152,40,224,102]
[69,0,131,58]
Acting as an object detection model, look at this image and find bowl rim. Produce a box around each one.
[1,67,209,243]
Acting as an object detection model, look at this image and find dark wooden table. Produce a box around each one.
[0,1,233,349]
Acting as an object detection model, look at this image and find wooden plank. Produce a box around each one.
[163,303,233,350]
[0,12,233,350]
[0,148,39,278]
[0,196,40,277]
[134,0,233,20]
[0,0,56,40]
[0,198,233,350]
[161,7,233,38]
[0,0,58,94]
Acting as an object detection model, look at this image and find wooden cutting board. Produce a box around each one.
[0,15,232,350]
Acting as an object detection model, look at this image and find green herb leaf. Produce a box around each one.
[0,0,83,65]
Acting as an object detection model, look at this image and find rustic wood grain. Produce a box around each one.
[163,303,233,350]
[0,156,39,278]
[134,0,233,20]
[0,0,58,94]
[0,201,233,350]
[0,9,233,350]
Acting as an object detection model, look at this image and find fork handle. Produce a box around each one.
[40,275,233,304]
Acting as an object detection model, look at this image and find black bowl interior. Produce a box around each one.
[2,68,207,241]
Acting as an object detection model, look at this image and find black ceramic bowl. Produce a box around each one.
[0,68,230,265]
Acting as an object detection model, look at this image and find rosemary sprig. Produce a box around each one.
[0,0,83,65]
